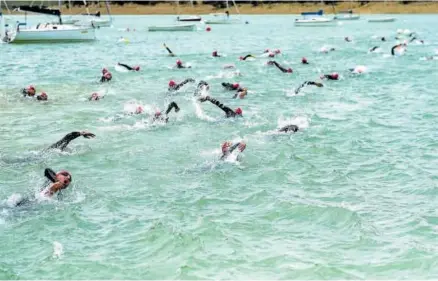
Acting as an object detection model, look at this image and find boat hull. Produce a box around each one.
[204,19,240,24]
[294,19,337,27]
[177,16,202,22]
[334,15,360,20]
[368,18,396,23]
[148,24,196,32]
[10,26,96,43]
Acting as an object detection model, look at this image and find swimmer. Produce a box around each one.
[274,49,281,55]
[163,43,175,57]
[168,78,195,92]
[301,57,309,64]
[239,54,255,61]
[369,46,380,52]
[220,141,246,160]
[21,85,36,97]
[212,50,221,57]
[391,43,406,56]
[13,168,73,207]
[294,81,323,95]
[100,68,112,83]
[198,96,243,118]
[222,82,242,91]
[36,92,48,101]
[349,65,367,74]
[320,47,336,53]
[152,101,180,123]
[194,80,210,96]
[45,131,96,152]
[380,37,386,42]
[320,73,339,80]
[223,64,235,69]
[345,36,352,42]
[232,88,248,99]
[279,124,299,133]
[175,59,191,69]
[89,92,103,101]
[117,63,140,71]
[267,61,292,73]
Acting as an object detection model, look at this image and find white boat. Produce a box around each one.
[334,10,360,21]
[368,17,396,23]
[204,0,241,24]
[176,1,201,22]
[7,5,95,43]
[148,24,196,32]
[73,0,113,28]
[295,10,336,27]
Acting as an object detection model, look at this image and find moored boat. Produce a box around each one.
[148,24,196,32]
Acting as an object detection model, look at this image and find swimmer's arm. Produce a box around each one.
[118,63,133,70]
[47,181,64,196]
[44,168,57,183]
[229,143,240,153]
[165,102,180,115]
[391,45,397,56]
[48,131,95,151]
[163,43,175,56]
[273,62,287,73]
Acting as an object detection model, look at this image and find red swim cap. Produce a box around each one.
[169,80,176,87]
[206,26,211,32]
[239,56,243,60]
[302,57,308,64]
[287,68,293,73]
[29,85,35,90]
[235,107,242,115]
[134,66,140,71]
[37,92,48,101]
[274,49,281,54]
[154,111,162,118]
[221,141,231,152]
[332,73,339,80]
[212,51,218,56]
[176,60,182,65]
[90,93,99,100]
[104,72,112,79]
[268,52,275,57]
[232,83,240,89]
[135,106,144,114]
[102,68,108,74]
[57,170,72,186]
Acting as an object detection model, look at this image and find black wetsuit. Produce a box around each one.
[47,132,82,151]
[165,46,175,56]
[268,61,289,73]
[279,125,299,133]
[295,81,322,95]
[381,37,386,42]
[202,96,238,118]
[118,63,136,71]
[370,46,379,52]
[322,74,338,80]
[21,88,33,97]
[177,64,190,69]
[222,82,240,91]
[194,81,209,96]
[241,55,254,61]
[169,78,195,92]
[153,102,180,123]
[100,74,112,83]
[391,44,403,56]
[220,142,242,160]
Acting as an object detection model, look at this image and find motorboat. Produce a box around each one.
[295,10,336,27]
[177,15,202,22]
[368,17,396,23]
[334,10,360,20]
[148,24,196,32]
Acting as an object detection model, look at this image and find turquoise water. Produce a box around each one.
[1,14,438,279]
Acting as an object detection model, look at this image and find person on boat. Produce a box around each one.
[152,102,180,123]
[100,68,112,83]
[239,54,255,61]
[295,81,323,95]
[194,80,210,96]
[301,57,309,64]
[232,88,248,99]
[45,131,96,152]
[391,43,406,56]
[176,59,190,69]
[212,50,221,57]
[222,82,242,91]
[344,36,352,42]
[168,78,195,91]
[279,124,299,133]
[267,61,292,73]
[89,92,103,101]
[225,11,230,18]
[369,46,380,53]
[163,43,175,57]
[320,73,339,80]
[36,92,48,101]
[117,63,140,71]
[21,85,36,97]
[220,141,246,161]
[198,96,243,118]
[12,168,73,207]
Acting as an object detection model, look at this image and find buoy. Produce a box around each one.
[206,26,211,32]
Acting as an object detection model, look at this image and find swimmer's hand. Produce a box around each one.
[81,131,96,139]
[198,96,209,102]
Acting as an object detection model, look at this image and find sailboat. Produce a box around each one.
[176,0,201,22]
[294,10,336,27]
[6,5,95,43]
[74,0,113,28]
[204,0,241,24]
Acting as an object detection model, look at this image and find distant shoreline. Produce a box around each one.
[6,2,438,15]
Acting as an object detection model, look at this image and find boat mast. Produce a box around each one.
[232,0,240,15]
[105,0,112,22]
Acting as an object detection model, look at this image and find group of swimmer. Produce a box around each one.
[14,27,433,206]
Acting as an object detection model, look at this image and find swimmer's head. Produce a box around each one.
[56,170,72,188]
[221,141,231,153]
[332,72,339,80]
[154,111,162,118]
[238,142,246,152]
[212,51,218,57]
[104,72,112,79]
[301,57,308,64]
[102,68,108,74]
[90,93,100,101]
[268,52,275,58]
[27,85,36,96]
[234,107,243,116]
[239,56,243,60]
[37,92,48,101]
[232,83,240,89]
[287,68,293,73]
[168,80,176,88]
[134,66,140,71]
[264,49,270,53]
[135,106,144,114]
[176,60,182,66]
[238,89,247,99]
[274,49,281,54]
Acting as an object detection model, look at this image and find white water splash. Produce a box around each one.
[53,241,63,258]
